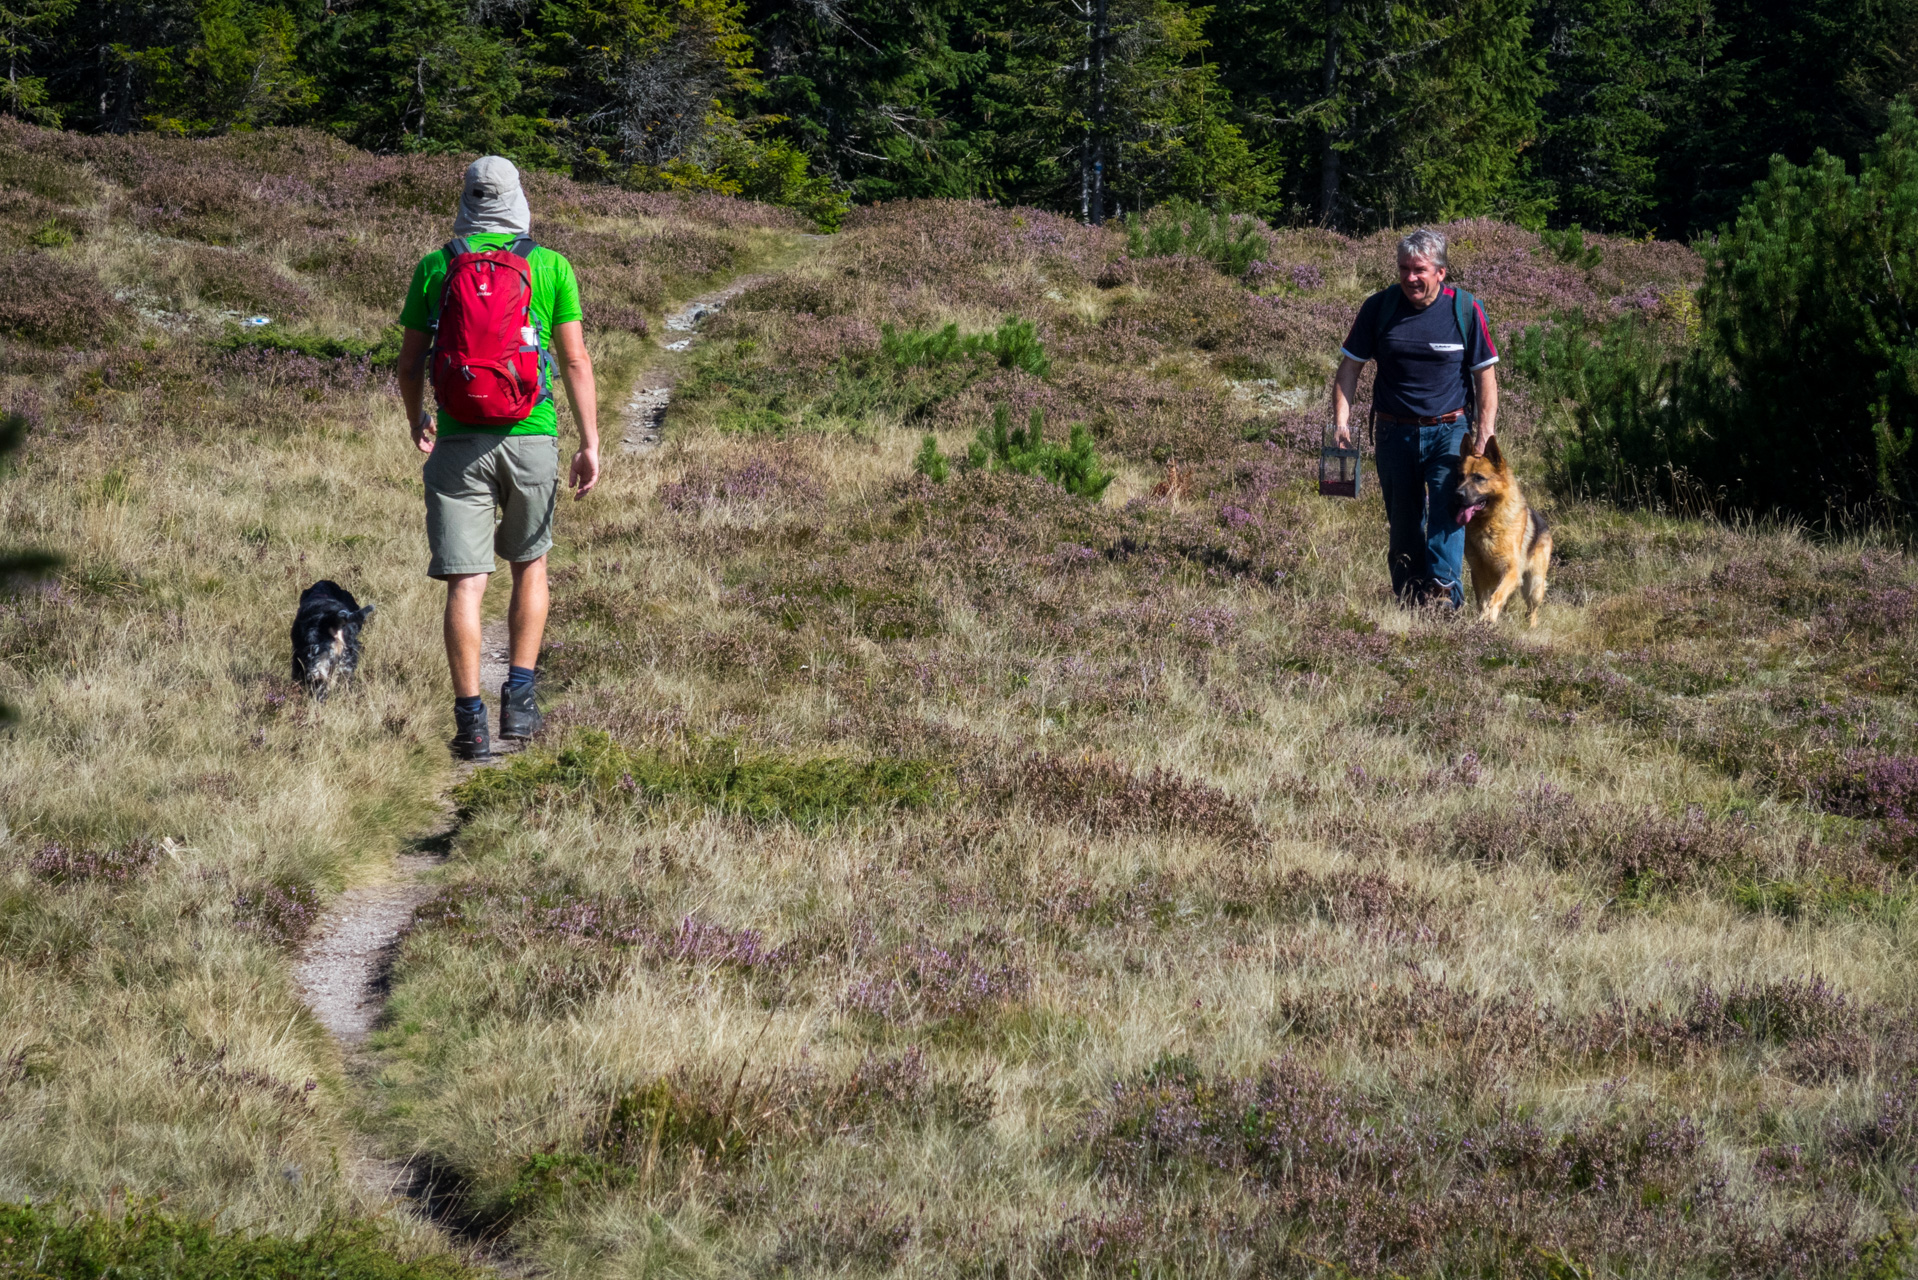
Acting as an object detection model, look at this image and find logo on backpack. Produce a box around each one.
[430,236,547,426]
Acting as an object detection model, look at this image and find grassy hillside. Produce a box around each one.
[3,124,1917,1278]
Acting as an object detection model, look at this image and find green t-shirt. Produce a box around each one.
[399,234,583,437]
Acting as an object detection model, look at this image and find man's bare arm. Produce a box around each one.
[1471,365,1499,455]
[1332,355,1363,448]
[552,320,599,497]
[398,328,433,453]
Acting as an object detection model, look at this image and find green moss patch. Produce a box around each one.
[0,1203,473,1280]
[453,729,948,826]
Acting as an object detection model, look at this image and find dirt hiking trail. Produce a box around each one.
[619,273,771,454]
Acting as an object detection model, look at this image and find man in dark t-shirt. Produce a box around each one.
[1331,227,1501,608]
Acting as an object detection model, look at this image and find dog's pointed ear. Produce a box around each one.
[355,604,376,622]
[1484,436,1505,470]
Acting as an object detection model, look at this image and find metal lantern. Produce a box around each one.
[1318,421,1363,498]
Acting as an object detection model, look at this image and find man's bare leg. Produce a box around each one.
[507,555,548,673]
[444,573,488,698]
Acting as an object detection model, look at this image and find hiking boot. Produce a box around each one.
[500,680,542,740]
[452,701,491,760]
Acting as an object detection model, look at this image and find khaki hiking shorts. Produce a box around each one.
[422,433,558,578]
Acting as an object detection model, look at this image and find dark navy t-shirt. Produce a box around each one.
[1340,286,1499,418]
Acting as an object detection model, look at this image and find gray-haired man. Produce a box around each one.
[396,156,600,759]
[1330,227,1500,608]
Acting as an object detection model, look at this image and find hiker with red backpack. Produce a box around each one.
[1331,227,1499,610]
[397,155,600,759]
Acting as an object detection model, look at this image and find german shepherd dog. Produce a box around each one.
[1456,437,1551,626]
[292,580,375,698]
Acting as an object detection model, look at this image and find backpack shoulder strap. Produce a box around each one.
[507,236,537,259]
[1370,285,1402,343]
[1451,286,1476,343]
[429,241,467,329]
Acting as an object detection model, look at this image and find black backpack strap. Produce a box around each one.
[1453,286,1479,417]
[506,236,537,258]
[444,238,469,260]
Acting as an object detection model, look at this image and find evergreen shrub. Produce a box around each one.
[454,730,947,827]
[1537,223,1604,269]
[1546,106,1918,524]
[965,405,1113,500]
[216,325,405,368]
[880,317,1050,378]
[914,405,1114,501]
[1123,199,1269,277]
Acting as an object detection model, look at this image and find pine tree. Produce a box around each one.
[1689,103,1918,518]
[1529,0,1720,233]
[1204,0,1545,230]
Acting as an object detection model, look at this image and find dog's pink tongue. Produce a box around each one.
[1457,502,1486,526]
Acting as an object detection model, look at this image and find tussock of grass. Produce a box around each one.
[452,728,948,825]
[216,326,405,368]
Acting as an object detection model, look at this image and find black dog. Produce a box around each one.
[291,580,375,699]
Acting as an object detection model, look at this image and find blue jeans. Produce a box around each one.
[1375,417,1468,607]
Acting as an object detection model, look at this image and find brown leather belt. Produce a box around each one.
[1376,409,1466,425]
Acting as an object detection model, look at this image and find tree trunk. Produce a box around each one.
[1318,0,1341,227]
[1090,0,1107,225]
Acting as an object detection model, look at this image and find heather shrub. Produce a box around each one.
[176,246,312,317]
[843,935,1031,1024]
[656,452,821,512]
[27,837,161,884]
[0,140,95,205]
[1423,787,1746,891]
[992,752,1261,847]
[231,877,322,947]
[453,729,948,826]
[0,253,130,347]
[287,233,425,310]
[0,191,83,252]
[1816,752,1918,865]
[1075,1056,1828,1276]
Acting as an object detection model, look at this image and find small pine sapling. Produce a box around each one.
[913,433,950,482]
[968,405,1112,500]
[880,317,1049,377]
[1538,224,1604,270]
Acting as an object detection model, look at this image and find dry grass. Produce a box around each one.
[3,129,1916,1278]
[364,207,1917,1277]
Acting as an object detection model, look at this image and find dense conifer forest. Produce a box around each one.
[9,0,1914,235]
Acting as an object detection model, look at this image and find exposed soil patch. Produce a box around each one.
[294,852,441,1044]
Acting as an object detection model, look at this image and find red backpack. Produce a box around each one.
[429,236,549,426]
